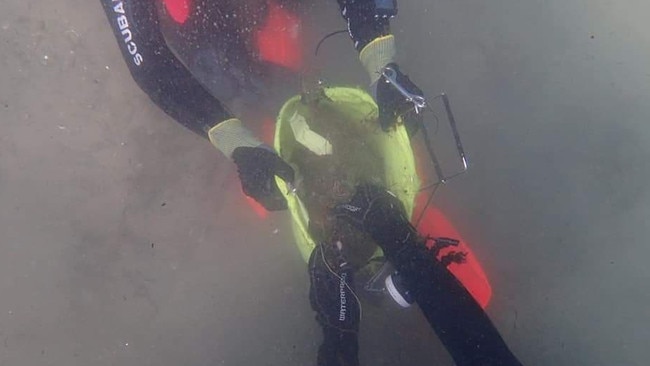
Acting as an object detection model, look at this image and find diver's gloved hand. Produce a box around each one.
[332,184,416,258]
[208,118,294,211]
[359,35,425,135]
[232,146,295,211]
[375,63,425,135]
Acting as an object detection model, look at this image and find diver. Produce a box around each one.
[100,1,523,365]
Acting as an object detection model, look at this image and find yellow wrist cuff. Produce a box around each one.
[359,35,396,84]
[208,118,262,158]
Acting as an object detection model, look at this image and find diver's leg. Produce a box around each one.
[309,244,360,366]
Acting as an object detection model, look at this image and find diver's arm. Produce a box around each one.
[335,186,524,366]
[335,0,395,83]
[99,0,232,137]
[335,1,422,134]
[100,0,294,211]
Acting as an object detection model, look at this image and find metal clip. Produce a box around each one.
[380,66,427,114]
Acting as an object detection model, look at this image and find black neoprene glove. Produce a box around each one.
[231,146,295,211]
[376,63,425,136]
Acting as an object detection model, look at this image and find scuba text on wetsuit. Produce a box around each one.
[110,1,143,66]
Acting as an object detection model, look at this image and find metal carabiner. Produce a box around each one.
[380,66,428,114]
